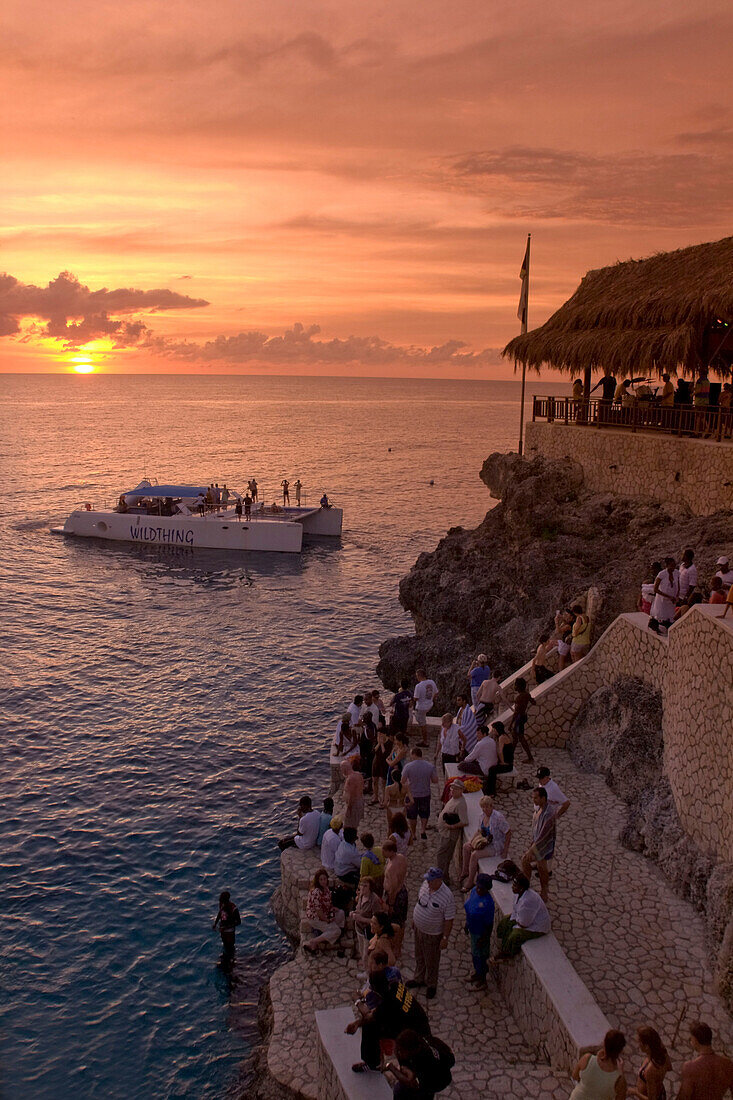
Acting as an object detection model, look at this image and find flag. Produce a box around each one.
[517,235,530,332]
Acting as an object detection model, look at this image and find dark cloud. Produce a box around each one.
[146,321,501,368]
[0,271,208,347]
[448,145,733,227]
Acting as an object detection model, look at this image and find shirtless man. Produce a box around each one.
[678,1021,733,1099]
[281,478,290,504]
[294,478,302,505]
[474,672,507,722]
[382,838,408,957]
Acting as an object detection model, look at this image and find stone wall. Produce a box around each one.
[519,605,733,863]
[665,609,733,859]
[273,846,327,942]
[518,613,666,749]
[525,421,733,515]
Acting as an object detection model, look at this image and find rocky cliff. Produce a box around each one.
[377,450,732,702]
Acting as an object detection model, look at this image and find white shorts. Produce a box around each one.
[415,708,430,726]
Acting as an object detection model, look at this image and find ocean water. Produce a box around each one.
[0,374,565,1099]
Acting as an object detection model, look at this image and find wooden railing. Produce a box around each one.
[532,396,733,441]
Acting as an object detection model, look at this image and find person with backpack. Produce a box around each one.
[346,966,430,1073]
[384,1027,455,1097]
[213,890,241,956]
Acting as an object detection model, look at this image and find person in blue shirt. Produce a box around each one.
[468,655,491,707]
[464,873,495,987]
[317,797,334,845]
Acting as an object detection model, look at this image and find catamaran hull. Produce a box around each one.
[56,508,341,554]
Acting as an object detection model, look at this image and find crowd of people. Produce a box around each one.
[215,644,733,1097]
[269,665,573,1092]
[641,550,733,634]
[568,367,733,439]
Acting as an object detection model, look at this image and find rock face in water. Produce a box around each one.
[378,451,732,704]
[568,677,733,1013]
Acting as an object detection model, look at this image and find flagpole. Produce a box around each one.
[518,233,530,455]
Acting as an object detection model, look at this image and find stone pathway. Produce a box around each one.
[265,737,733,1099]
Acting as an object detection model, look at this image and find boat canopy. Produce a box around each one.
[123,484,208,502]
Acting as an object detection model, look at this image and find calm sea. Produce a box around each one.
[0,374,566,1099]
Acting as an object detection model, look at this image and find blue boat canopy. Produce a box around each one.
[123,483,208,502]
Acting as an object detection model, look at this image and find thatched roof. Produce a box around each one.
[503,236,733,377]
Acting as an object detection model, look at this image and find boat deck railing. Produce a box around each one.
[532,395,733,442]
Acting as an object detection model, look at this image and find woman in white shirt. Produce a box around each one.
[434,713,465,768]
[649,557,679,634]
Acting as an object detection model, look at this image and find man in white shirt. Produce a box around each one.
[455,693,478,754]
[347,695,365,726]
[716,556,733,587]
[362,690,380,729]
[435,780,469,886]
[536,768,571,818]
[457,725,498,777]
[678,548,698,600]
[413,669,438,746]
[407,867,456,998]
[493,873,550,959]
[277,796,322,851]
[320,815,343,871]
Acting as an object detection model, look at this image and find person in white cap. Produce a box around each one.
[716,556,733,587]
[407,867,455,998]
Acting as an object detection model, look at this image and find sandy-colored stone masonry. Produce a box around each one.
[665,608,733,859]
[524,421,733,515]
[514,605,733,861]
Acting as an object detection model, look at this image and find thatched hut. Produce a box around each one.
[503,236,733,383]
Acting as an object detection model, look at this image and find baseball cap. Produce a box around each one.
[423,867,444,882]
[717,556,729,566]
[450,779,465,791]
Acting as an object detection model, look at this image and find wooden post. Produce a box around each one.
[518,358,527,455]
[517,234,531,454]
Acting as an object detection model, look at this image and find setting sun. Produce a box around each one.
[70,357,95,374]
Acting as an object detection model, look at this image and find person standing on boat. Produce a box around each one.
[221,484,230,510]
[244,493,252,519]
[235,497,243,522]
[294,479,302,505]
[281,478,290,505]
[250,478,258,502]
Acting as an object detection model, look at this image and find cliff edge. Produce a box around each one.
[377,450,732,701]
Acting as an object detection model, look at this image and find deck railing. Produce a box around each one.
[531,396,733,442]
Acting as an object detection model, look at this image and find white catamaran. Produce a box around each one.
[53,480,343,554]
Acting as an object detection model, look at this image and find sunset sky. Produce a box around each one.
[2,0,732,376]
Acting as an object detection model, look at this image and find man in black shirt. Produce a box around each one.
[390,680,413,735]
[591,369,617,423]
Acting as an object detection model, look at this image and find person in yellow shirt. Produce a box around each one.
[660,373,675,405]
